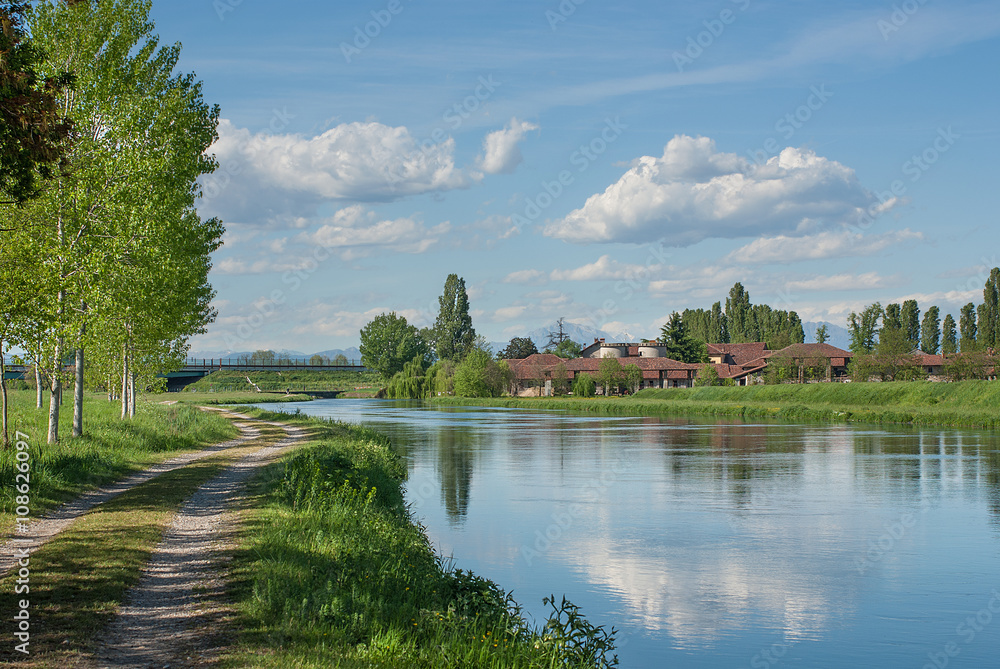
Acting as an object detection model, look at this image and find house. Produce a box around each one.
[747,343,854,382]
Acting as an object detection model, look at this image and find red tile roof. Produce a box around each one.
[706,343,770,365]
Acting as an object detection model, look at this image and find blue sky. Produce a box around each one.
[153,0,1000,353]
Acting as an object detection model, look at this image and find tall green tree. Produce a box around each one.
[433,274,476,361]
[848,303,882,354]
[883,304,902,331]
[978,267,1000,349]
[597,357,624,396]
[498,337,537,360]
[901,300,920,350]
[725,282,754,343]
[815,324,829,344]
[920,306,941,354]
[359,312,430,380]
[960,302,978,352]
[0,0,73,207]
[941,314,958,355]
[660,312,706,363]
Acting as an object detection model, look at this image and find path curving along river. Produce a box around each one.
[254,398,1000,669]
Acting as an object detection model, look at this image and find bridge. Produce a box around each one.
[2,358,369,391]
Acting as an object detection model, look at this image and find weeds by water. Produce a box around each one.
[226,416,618,668]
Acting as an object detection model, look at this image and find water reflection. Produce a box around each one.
[256,400,1000,668]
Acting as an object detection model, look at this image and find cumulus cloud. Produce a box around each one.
[725,229,924,265]
[203,119,470,219]
[503,269,548,284]
[302,205,449,260]
[785,272,894,292]
[550,255,664,282]
[545,135,892,246]
[478,118,539,175]
[292,307,430,338]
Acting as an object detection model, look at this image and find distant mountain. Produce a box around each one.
[523,321,641,351]
[802,321,851,350]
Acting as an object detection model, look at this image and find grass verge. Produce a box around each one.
[167,391,314,405]
[429,380,1000,429]
[0,391,237,535]
[222,409,618,668]
[185,369,381,394]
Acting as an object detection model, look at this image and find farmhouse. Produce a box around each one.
[505,340,855,395]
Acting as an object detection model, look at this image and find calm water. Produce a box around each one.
[255,399,1000,668]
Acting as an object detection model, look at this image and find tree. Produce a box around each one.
[453,347,505,398]
[941,315,957,355]
[359,312,430,380]
[544,317,570,352]
[552,361,569,395]
[660,312,706,363]
[499,337,538,360]
[883,303,902,331]
[871,325,925,381]
[979,268,1000,349]
[552,339,582,359]
[433,274,476,361]
[815,324,830,344]
[901,300,921,349]
[695,364,722,387]
[624,363,642,394]
[848,303,882,354]
[333,353,350,366]
[920,306,941,354]
[0,1,73,206]
[597,357,623,396]
[725,282,754,343]
[250,350,276,364]
[573,372,596,397]
[960,302,978,352]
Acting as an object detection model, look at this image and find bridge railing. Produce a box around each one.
[182,358,367,370]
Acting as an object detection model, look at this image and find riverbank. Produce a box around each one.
[430,380,1000,429]
[223,408,618,668]
[0,390,236,535]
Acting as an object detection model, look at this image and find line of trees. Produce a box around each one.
[682,282,805,350]
[1,1,223,445]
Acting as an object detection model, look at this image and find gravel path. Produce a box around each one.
[95,418,306,669]
[0,415,261,576]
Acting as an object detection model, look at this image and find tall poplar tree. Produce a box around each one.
[901,300,921,350]
[920,306,940,354]
[883,304,902,331]
[725,282,753,343]
[978,267,1000,350]
[959,303,978,352]
[941,314,957,355]
[848,303,882,354]
[434,274,476,361]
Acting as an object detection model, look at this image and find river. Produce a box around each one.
[254,398,1000,668]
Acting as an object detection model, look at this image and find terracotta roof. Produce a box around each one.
[706,343,770,365]
[769,343,853,360]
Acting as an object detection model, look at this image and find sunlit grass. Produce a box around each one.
[0,390,237,534]
[223,412,618,668]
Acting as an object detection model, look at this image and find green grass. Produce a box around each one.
[185,369,381,394]
[222,410,618,668]
[429,380,1000,429]
[0,390,237,535]
[0,422,289,667]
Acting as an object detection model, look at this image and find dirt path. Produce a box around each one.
[0,415,262,576]
[94,418,306,668]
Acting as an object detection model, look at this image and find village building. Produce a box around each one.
[505,340,856,395]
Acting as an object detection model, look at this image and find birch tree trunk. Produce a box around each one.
[120,341,129,419]
[48,329,63,444]
[1,341,8,448]
[35,363,42,409]
[128,372,136,418]
[73,342,84,437]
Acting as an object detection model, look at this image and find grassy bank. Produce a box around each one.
[224,409,618,668]
[0,390,236,534]
[429,380,1000,429]
[186,369,380,395]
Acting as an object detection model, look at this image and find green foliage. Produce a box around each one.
[901,299,921,349]
[849,303,882,353]
[434,274,476,362]
[660,312,707,363]
[883,304,902,331]
[920,306,941,354]
[980,268,1000,350]
[453,348,507,398]
[960,302,978,352]
[623,363,642,394]
[573,373,596,397]
[384,356,430,400]
[942,314,958,355]
[695,364,722,387]
[499,337,538,360]
[360,312,430,380]
[682,301,728,343]
[726,282,753,342]
[596,357,623,395]
[551,339,583,359]
[231,418,618,667]
[815,324,830,344]
[850,326,926,382]
[944,351,997,381]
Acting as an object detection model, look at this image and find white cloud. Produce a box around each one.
[503,269,548,284]
[204,119,471,217]
[550,255,664,282]
[648,263,744,298]
[306,205,450,259]
[478,118,539,175]
[725,229,924,265]
[492,306,529,322]
[291,307,429,338]
[545,135,891,246]
[785,272,894,292]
